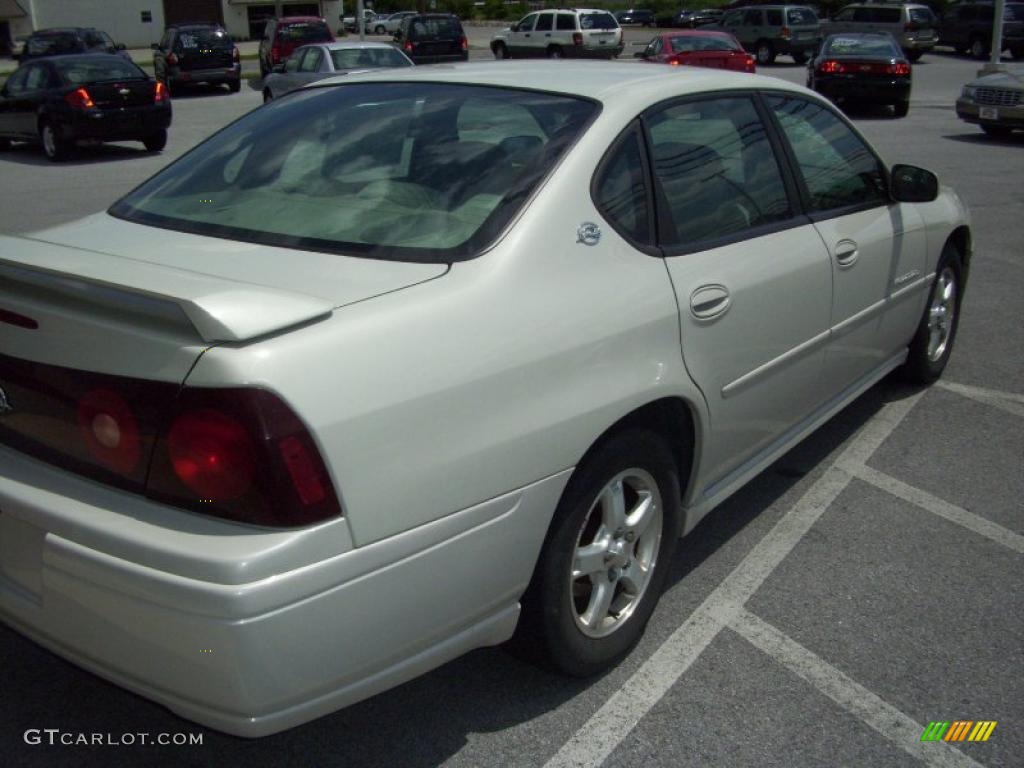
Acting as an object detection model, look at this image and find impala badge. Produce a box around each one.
[577,222,601,246]
[0,386,12,416]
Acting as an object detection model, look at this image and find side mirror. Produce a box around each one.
[510,23,520,32]
[890,164,938,203]
[116,43,127,51]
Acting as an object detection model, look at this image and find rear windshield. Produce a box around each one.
[786,8,818,25]
[330,47,412,69]
[176,27,233,49]
[110,83,597,263]
[908,8,936,24]
[27,33,82,56]
[580,13,619,30]
[278,22,332,43]
[824,36,897,56]
[56,58,148,84]
[409,18,462,38]
[670,35,741,53]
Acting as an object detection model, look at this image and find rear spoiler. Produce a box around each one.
[0,234,333,343]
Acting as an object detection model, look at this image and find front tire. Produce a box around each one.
[755,40,776,65]
[791,51,808,64]
[514,430,682,677]
[228,78,241,93]
[142,129,167,152]
[901,244,963,385]
[492,41,509,60]
[263,88,273,103]
[374,25,386,35]
[39,120,69,161]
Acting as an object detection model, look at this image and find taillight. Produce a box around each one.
[780,26,791,40]
[460,35,468,52]
[669,58,680,67]
[232,46,240,62]
[64,87,95,109]
[404,40,413,53]
[147,387,342,527]
[820,59,843,74]
[572,32,583,46]
[77,389,142,474]
[166,52,178,66]
[745,54,756,73]
[154,80,168,103]
[889,61,911,75]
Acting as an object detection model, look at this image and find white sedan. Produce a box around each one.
[0,62,969,736]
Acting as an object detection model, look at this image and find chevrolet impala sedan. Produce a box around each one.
[0,63,969,736]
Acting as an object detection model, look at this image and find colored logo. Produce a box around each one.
[921,721,997,742]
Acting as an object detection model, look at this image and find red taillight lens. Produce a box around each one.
[780,26,791,39]
[889,61,911,76]
[820,59,843,74]
[166,52,178,66]
[64,87,94,109]
[154,80,168,103]
[167,410,256,501]
[147,388,341,527]
[669,58,680,67]
[460,35,468,52]
[746,54,756,73]
[232,46,240,62]
[572,32,583,46]
[77,389,141,474]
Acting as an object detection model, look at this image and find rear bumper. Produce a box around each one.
[168,64,241,85]
[409,52,469,65]
[61,106,172,141]
[816,77,911,103]
[0,445,568,736]
[956,99,1024,128]
[570,43,625,59]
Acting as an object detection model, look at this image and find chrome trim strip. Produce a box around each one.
[721,329,831,399]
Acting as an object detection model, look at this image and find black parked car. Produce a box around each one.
[394,14,468,65]
[808,33,912,117]
[615,9,657,27]
[152,24,242,94]
[938,1,1024,59]
[0,55,172,161]
[17,27,128,62]
[670,9,724,29]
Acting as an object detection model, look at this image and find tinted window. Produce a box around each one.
[648,97,792,247]
[787,7,818,24]
[299,47,323,72]
[24,65,51,91]
[557,13,577,31]
[83,30,114,48]
[767,96,887,212]
[536,13,554,32]
[177,27,233,49]
[330,47,412,69]
[27,33,82,56]
[743,10,764,25]
[767,10,783,25]
[670,35,741,53]
[409,18,462,39]
[4,67,29,95]
[824,35,898,56]
[580,13,619,30]
[111,84,596,263]
[1006,5,1024,21]
[55,58,148,84]
[872,8,901,23]
[909,8,936,24]
[595,128,650,244]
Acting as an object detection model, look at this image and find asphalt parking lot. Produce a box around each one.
[1,34,1022,768]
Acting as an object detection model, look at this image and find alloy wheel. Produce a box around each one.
[927,266,957,362]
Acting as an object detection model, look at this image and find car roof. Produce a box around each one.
[33,28,88,35]
[169,23,226,30]
[41,53,139,65]
[322,60,805,107]
[316,41,405,50]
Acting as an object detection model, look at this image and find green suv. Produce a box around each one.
[716,4,822,64]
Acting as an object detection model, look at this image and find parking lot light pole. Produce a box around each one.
[358,0,365,42]
[983,0,1007,74]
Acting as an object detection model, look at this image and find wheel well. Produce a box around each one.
[581,398,698,501]
[946,225,972,282]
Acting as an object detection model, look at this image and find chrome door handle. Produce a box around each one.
[690,284,731,321]
[834,240,859,268]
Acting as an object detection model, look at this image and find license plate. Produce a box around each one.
[980,107,999,120]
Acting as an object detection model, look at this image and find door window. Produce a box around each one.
[535,13,554,32]
[517,14,538,32]
[646,96,792,248]
[299,47,323,72]
[24,65,51,91]
[594,126,652,245]
[766,96,888,213]
[3,67,28,95]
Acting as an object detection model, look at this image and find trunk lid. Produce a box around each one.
[86,78,156,110]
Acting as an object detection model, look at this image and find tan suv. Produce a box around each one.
[490,8,624,59]
[825,3,938,61]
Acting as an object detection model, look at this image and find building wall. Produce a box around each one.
[27,0,166,46]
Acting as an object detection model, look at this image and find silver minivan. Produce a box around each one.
[825,3,938,60]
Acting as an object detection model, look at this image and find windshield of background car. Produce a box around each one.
[409,18,462,38]
[580,13,619,29]
[109,83,597,263]
[670,35,741,52]
[331,47,412,69]
[176,27,233,49]
[56,58,148,84]
[27,33,81,56]
[279,22,332,44]
[824,36,897,56]
[786,8,818,24]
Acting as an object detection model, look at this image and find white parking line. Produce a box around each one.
[845,463,1024,554]
[729,608,986,768]
[542,393,924,768]
[937,380,1024,418]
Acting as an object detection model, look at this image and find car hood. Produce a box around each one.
[971,67,1024,89]
[6,213,448,342]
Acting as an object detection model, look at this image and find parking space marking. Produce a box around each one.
[937,381,1024,418]
[542,393,924,768]
[846,464,1024,554]
[729,608,986,768]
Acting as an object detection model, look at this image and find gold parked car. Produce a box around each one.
[956,63,1024,137]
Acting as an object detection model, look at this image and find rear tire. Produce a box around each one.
[906,50,923,62]
[0,137,10,151]
[894,100,910,118]
[547,45,564,60]
[39,120,69,161]
[263,88,273,103]
[142,129,167,152]
[969,36,989,59]
[229,78,241,93]
[791,51,808,64]
[900,243,963,385]
[512,430,682,677]
[755,40,776,65]
[374,25,386,35]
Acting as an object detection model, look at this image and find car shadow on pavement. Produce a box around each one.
[944,131,1024,146]
[0,381,924,768]
[0,141,163,167]
[167,84,239,100]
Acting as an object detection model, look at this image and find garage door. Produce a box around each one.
[162,0,223,27]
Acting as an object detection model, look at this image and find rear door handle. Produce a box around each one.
[690,284,731,321]
[834,240,859,268]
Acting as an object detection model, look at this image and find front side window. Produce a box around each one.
[518,14,539,32]
[594,127,651,245]
[299,47,323,72]
[647,97,792,248]
[110,84,596,263]
[766,96,888,213]
[787,8,818,24]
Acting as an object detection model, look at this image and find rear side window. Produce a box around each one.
[766,96,887,212]
[110,84,597,263]
[594,127,651,245]
[557,13,577,31]
[909,8,936,24]
[410,18,462,39]
[647,97,792,248]
[580,13,619,30]
[787,8,818,24]
[536,13,554,32]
